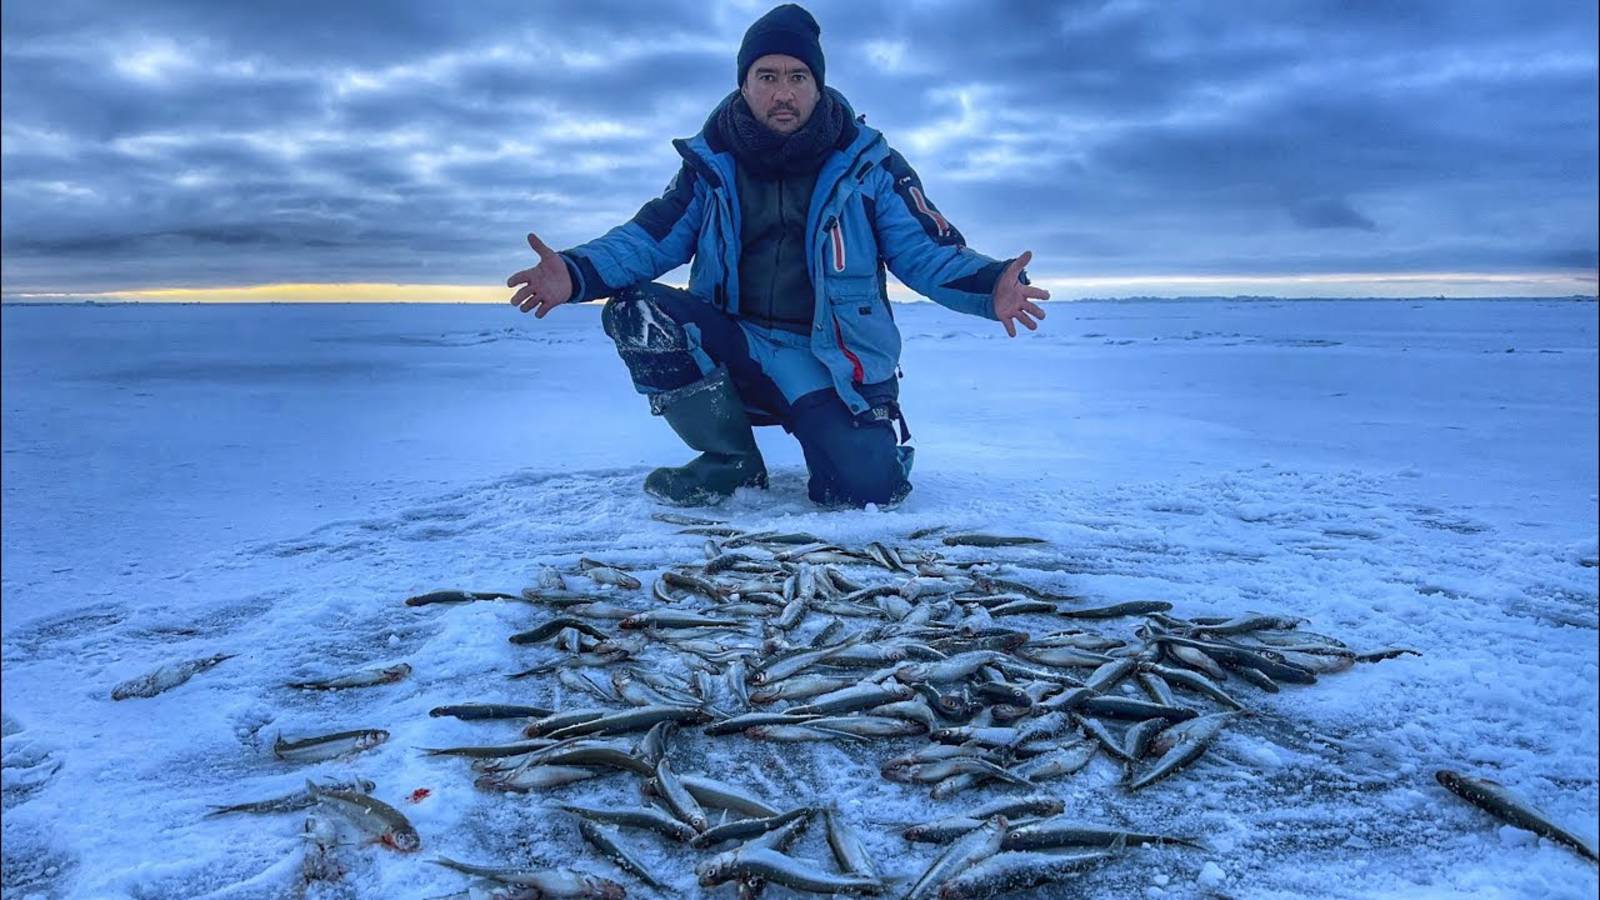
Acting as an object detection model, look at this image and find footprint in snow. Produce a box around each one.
[1,714,63,811]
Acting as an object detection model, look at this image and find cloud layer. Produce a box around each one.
[3,0,1595,297]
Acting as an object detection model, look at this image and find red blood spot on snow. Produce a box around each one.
[408,788,431,803]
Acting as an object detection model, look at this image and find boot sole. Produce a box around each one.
[643,471,768,507]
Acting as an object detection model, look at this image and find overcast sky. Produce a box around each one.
[2,0,1596,300]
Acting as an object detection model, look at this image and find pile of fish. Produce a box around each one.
[149,513,1594,897]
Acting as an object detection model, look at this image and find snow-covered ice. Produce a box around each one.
[2,297,1596,898]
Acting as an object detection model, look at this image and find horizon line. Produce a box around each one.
[2,270,1595,304]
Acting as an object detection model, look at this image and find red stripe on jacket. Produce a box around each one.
[907,185,949,237]
[832,318,865,383]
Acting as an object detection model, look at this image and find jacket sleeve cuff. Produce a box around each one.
[559,252,588,304]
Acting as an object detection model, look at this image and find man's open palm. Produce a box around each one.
[992,250,1050,337]
[507,232,573,317]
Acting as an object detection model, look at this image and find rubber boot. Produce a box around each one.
[644,368,768,505]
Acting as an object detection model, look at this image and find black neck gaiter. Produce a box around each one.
[718,89,846,180]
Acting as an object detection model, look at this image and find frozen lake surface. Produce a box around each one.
[2,298,1596,898]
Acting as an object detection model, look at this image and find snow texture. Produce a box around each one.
[2,298,1596,899]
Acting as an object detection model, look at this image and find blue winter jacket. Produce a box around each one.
[559,88,1015,420]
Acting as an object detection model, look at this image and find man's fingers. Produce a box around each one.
[1001,249,1032,280]
[1023,300,1047,319]
[1002,315,1017,338]
[506,268,533,289]
[527,232,557,260]
[1017,311,1038,331]
[1022,285,1050,301]
[510,283,538,309]
[534,295,561,319]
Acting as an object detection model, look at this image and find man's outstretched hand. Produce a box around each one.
[506,232,574,317]
[992,250,1050,337]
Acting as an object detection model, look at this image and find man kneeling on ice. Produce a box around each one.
[507,3,1050,508]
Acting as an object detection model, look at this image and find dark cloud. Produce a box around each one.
[1,0,1594,295]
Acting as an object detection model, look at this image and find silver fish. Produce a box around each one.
[787,682,913,717]
[802,715,927,737]
[475,764,605,792]
[429,704,552,721]
[1141,662,1246,710]
[824,806,878,878]
[619,610,742,630]
[429,858,626,898]
[775,595,808,630]
[565,602,643,620]
[287,662,411,691]
[577,819,669,890]
[934,849,1115,899]
[905,797,1064,844]
[653,758,708,832]
[1057,600,1173,619]
[522,709,610,738]
[1002,816,1203,851]
[748,674,858,704]
[748,637,861,685]
[111,653,234,700]
[511,619,610,645]
[420,739,558,759]
[1017,646,1113,669]
[1436,770,1598,862]
[941,534,1046,548]
[1077,695,1196,723]
[1012,740,1098,783]
[406,589,520,606]
[544,705,711,740]
[1127,711,1233,790]
[207,778,376,817]
[744,724,871,743]
[675,774,781,818]
[307,781,420,852]
[273,729,388,763]
[559,804,698,842]
[512,743,652,777]
[896,651,1005,685]
[697,846,883,894]
[653,511,724,526]
[690,807,813,848]
[905,815,1008,900]
[583,565,642,591]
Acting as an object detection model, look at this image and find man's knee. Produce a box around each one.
[828,446,911,507]
[800,417,911,507]
[601,286,686,350]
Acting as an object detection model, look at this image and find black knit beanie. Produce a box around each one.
[737,4,825,90]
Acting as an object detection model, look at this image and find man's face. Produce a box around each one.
[740,53,819,136]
